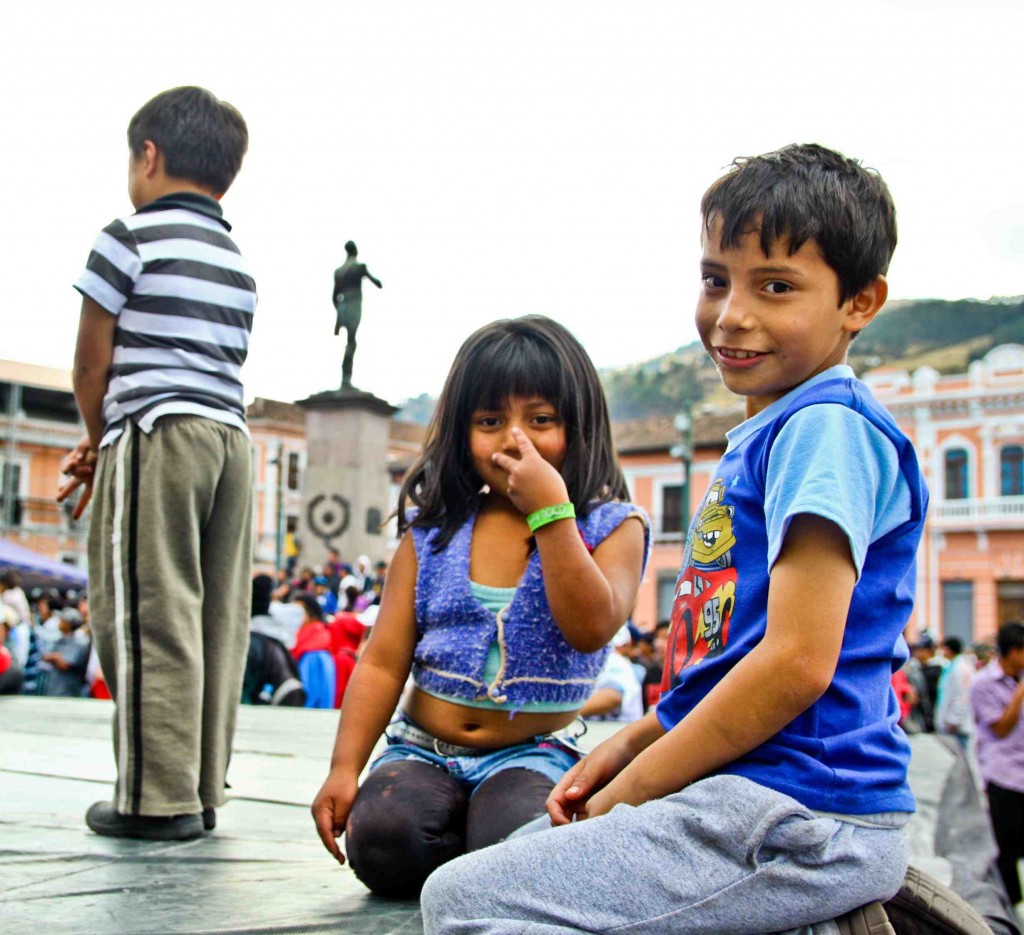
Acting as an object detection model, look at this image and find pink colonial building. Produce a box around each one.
[614,411,741,633]
[864,344,1024,643]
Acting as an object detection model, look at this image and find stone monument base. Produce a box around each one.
[297,387,399,568]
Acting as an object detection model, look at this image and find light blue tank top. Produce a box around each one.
[417,581,582,713]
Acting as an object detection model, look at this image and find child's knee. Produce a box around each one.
[346,762,467,898]
[421,858,473,929]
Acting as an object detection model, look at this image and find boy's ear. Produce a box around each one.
[843,276,888,335]
[139,140,161,179]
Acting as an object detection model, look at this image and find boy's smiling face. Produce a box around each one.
[697,216,885,418]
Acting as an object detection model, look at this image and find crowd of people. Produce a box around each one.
[242,553,386,710]
[0,570,106,700]
[891,627,1024,909]
[894,633,997,739]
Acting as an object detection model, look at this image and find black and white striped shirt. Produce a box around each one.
[74,192,257,448]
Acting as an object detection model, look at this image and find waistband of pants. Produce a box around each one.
[387,714,586,758]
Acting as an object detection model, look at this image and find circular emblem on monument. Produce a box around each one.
[307,494,351,549]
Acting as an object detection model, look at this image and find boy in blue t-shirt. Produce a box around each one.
[421,144,929,934]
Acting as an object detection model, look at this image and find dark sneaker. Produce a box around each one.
[835,901,896,935]
[85,801,204,841]
[883,865,994,935]
[202,807,216,832]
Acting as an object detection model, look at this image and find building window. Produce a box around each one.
[1,462,22,526]
[287,452,301,491]
[656,571,678,626]
[661,483,683,534]
[941,580,974,644]
[997,581,1024,628]
[943,448,969,500]
[1001,445,1024,497]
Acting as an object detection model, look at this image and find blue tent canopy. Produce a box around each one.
[0,538,87,587]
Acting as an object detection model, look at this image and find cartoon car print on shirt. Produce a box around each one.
[663,478,738,687]
[690,478,736,568]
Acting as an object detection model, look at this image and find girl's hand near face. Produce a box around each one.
[491,428,570,516]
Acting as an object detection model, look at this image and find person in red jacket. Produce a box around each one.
[291,594,335,709]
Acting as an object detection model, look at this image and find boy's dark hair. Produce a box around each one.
[397,315,629,550]
[252,574,274,617]
[700,143,897,305]
[1,570,20,589]
[943,636,963,656]
[128,86,248,194]
[294,592,324,623]
[996,622,1024,657]
[345,241,358,256]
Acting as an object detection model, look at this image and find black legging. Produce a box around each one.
[987,780,1023,905]
[345,760,555,898]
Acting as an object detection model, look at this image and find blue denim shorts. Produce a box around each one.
[370,715,583,793]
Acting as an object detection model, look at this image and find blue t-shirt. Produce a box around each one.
[753,372,913,578]
[657,366,928,815]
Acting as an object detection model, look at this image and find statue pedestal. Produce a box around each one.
[297,388,399,567]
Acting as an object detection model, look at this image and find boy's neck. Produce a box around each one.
[135,177,221,210]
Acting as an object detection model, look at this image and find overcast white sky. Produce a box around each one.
[3,0,1021,406]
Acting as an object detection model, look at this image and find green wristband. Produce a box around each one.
[526,502,576,533]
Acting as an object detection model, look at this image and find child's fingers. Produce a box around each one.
[491,451,515,473]
[546,788,576,825]
[311,802,346,863]
[71,484,94,521]
[546,757,593,824]
[511,427,538,458]
[56,476,83,503]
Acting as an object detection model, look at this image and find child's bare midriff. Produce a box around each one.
[403,686,579,748]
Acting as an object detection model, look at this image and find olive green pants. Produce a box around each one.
[88,416,252,816]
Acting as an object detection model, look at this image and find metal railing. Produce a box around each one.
[931,496,1024,528]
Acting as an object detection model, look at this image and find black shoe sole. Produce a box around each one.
[883,865,993,935]
[835,901,896,935]
[85,802,204,841]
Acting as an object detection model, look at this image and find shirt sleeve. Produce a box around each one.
[594,654,630,696]
[971,672,1006,729]
[764,404,912,579]
[73,219,142,316]
[62,637,91,672]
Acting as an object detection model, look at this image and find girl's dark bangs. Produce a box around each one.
[468,336,565,413]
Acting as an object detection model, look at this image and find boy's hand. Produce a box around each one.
[311,769,359,864]
[60,435,97,477]
[546,732,637,825]
[491,428,570,516]
[57,436,98,520]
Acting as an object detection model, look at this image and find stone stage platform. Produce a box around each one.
[1,697,1016,934]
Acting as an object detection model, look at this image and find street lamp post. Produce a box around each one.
[671,412,693,540]
[267,442,285,571]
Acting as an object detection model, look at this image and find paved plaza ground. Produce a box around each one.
[0,697,1015,934]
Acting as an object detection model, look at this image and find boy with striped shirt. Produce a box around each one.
[59,86,255,840]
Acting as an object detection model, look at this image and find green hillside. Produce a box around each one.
[849,297,1024,367]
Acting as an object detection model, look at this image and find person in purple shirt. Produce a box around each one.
[971,621,1024,907]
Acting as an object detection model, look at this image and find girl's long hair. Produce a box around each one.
[397,315,628,550]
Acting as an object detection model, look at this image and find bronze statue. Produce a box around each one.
[333,241,382,390]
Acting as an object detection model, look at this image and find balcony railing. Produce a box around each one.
[931,496,1024,529]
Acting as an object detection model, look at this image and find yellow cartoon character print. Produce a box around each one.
[689,478,736,568]
[663,477,739,685]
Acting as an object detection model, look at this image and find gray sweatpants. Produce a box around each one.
[88,416,252,816]
[420,774,909,935]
